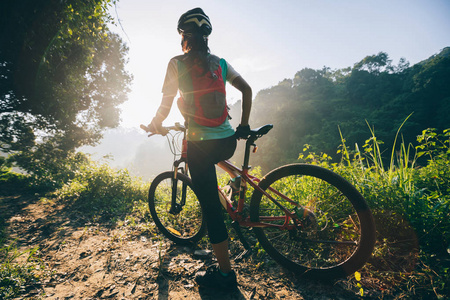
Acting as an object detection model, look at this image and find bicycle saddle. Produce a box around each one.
[250,124,273,138]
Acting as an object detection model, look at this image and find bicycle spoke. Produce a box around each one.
[265,230,289,240]
[255,171,363,270]
[150,173,204,242]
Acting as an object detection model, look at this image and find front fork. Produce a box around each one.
[169,159,188,215]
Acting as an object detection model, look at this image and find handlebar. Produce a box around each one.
[140,122,186,137]
[140,122,273,141]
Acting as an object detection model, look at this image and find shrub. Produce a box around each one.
[0,242,44,299]
[10,143,90,192]
[332,127,450,297]
[54,159,148,219]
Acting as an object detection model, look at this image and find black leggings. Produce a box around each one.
[187,135,236,244]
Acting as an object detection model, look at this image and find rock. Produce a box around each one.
[193,249,212,258]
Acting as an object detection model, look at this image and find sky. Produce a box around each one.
[109,0,450,129]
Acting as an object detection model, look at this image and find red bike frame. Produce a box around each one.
[217,159,300,230]
[147,122,303,232]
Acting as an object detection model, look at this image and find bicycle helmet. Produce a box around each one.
[177,8,212,36]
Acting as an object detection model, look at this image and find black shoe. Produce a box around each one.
[228,176,241,193]
[195,265,237,290]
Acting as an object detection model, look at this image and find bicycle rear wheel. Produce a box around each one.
[250,164,375,279]
[148,171,206,244]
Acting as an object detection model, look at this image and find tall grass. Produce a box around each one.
[0,242,44,299]
[1,125,449,298]
[331,126,449,298]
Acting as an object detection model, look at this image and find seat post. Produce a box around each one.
[242,136,256,170]
[242,124,273,170]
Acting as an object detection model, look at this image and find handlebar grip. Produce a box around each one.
[140,123,169,137]
[140,124,157,137]
[140,124,150,132]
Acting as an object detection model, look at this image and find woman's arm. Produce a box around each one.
[231,76,252,126]
[149,94,175,132]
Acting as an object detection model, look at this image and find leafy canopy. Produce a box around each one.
[229,49,450,171]
[0,0,132,153]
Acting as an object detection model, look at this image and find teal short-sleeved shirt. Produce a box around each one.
[161,54,240,141]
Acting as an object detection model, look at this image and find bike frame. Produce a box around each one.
[158,123,303,231]
[144,123,374,277]
[217,159,299,230]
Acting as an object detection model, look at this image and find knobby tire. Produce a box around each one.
[250,164,376,279]
[148,171,206,245]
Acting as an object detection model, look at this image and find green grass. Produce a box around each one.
[1,126,449,298]
[0,242,45,299]
[51,158,149,220]
[300,126,450,299]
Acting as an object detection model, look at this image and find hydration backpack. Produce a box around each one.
[177,54,228,127]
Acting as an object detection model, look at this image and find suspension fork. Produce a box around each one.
[179,160,188,207]
[169,136,189,215]
[179,136,189,208]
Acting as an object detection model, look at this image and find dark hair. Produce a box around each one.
[182,32,210,72]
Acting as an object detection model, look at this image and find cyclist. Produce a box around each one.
[148,8,252,290]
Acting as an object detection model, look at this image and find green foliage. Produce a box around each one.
[298,144,332,167]
[1,0,132,153]
[1,125,449,297]
[0,156,11,176]
[0,242,45,299]
[332,127,450,298]
[0,156,30,195]
[10,142,90,192]
[229,48,450,173]
[413,129,450,255]
[3,140,149,220]
[53,159,148,218]
[3,141,148,220]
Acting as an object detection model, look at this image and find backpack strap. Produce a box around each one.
[177,55,195,118]
[207,55,221,77]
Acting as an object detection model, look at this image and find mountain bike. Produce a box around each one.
[141,123,376,279]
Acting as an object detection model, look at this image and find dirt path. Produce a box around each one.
[1,194,362,299]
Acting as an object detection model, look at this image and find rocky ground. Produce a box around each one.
[1,193,369,299]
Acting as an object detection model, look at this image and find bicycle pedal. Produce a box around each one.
[222,185,234,198]
[222,185,231,193]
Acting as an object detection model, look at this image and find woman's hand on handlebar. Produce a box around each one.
[141,119,169,136]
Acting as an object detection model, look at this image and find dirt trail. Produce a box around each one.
[1,194,361,299]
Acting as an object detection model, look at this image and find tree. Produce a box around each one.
[232,49,449,172]
[353,52,392,74]
[0,0,131,153]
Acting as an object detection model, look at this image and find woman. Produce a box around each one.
[148,8,252,290]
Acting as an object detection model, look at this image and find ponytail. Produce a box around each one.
[182,32,210,72]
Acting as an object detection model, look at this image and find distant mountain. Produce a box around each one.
[79,127,174,180]
[417,47,450,65]
[80,48,450,176]
[229,48,450,172]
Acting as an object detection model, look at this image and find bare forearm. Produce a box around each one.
[240,89,252,126]
[232,76,252,126]
[153,95,174,123]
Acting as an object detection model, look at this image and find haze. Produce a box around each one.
[80,0,450,179]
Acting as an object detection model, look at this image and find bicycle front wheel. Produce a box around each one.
[250,164,375,279]
[148,171,206,245]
